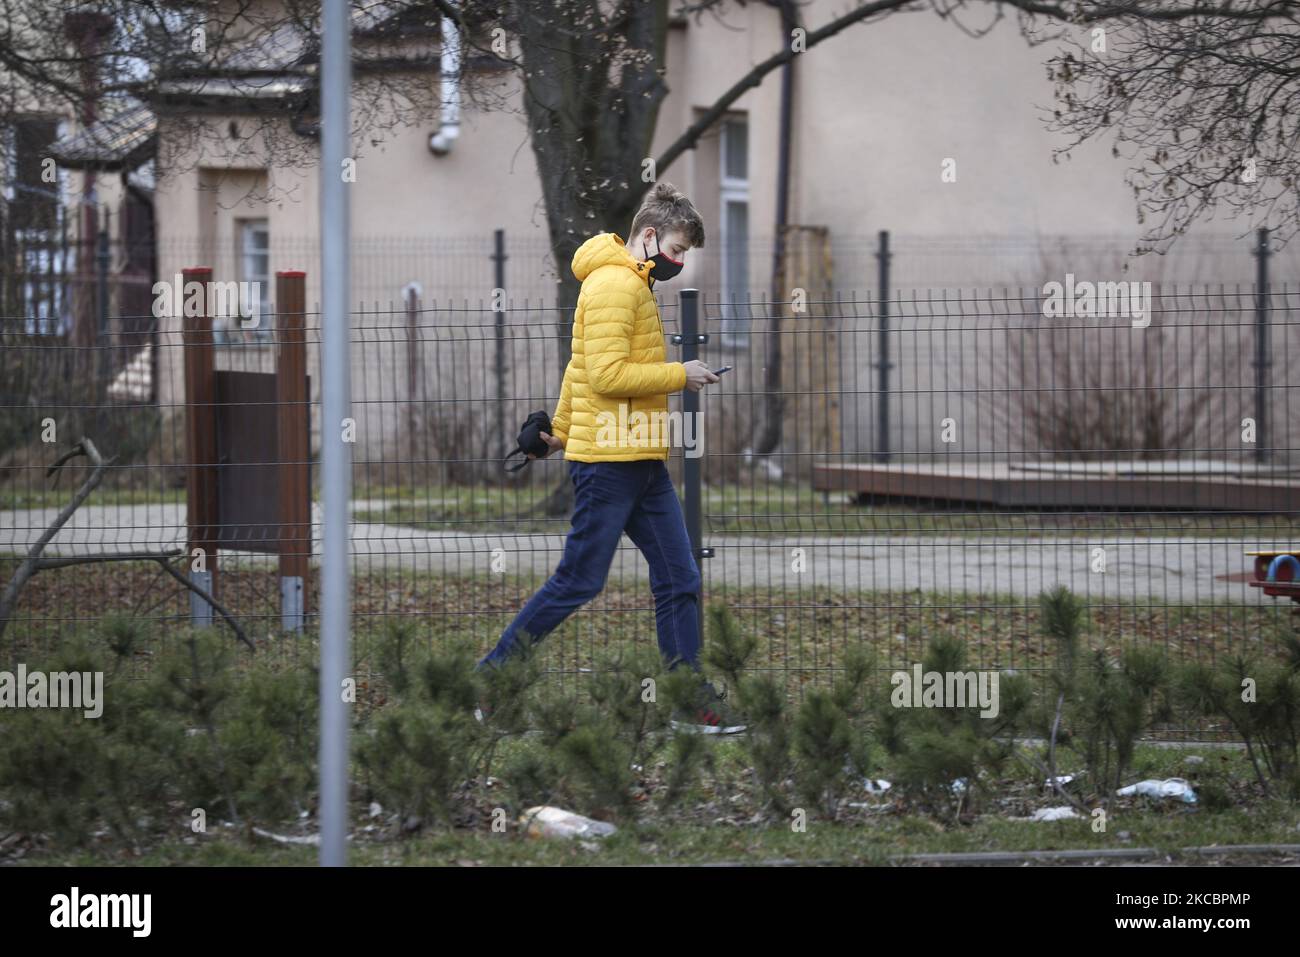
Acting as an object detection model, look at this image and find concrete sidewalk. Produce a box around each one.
[0,503,1272,603]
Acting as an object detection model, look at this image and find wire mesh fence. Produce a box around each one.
[2,276,1298,738]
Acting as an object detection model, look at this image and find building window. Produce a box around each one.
[228,218,270,343]
[8,117,61,233]
[4,116,65,334]
[719,117,749,347]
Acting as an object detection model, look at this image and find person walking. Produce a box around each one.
[477,182,745,734]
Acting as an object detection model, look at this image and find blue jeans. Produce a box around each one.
[478,459,702,670]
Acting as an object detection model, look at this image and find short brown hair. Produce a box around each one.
[628,182,705,249]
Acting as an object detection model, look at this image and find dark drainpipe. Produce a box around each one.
[752,0,797,457]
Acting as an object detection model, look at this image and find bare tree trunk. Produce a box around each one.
[513,0,668,516]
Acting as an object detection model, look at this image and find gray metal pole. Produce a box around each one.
[1253,227,1270,464]
[679,289,705,641]
[319,0,352,868]
[875,229,892,463]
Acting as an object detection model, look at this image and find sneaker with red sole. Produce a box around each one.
[670,681,747,735]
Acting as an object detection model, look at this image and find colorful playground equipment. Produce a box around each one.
[1247,549,1300,606]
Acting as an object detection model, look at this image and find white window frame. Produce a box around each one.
[718,116,750,348]
[234,218,271,344]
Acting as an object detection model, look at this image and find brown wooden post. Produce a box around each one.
[276,270,309,631]
[182,266,218,623]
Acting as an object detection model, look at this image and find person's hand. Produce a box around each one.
[683,360,720,393]
[527,431,565,459]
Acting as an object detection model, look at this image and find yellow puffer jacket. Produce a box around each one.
[549,232,687,462]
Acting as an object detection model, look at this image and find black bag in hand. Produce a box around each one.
[503,410,553,473]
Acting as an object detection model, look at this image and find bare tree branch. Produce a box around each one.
[0,437,113,638]
[0,438,254,649]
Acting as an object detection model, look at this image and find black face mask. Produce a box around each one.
[646,232,684,283]
[503,409,553,473]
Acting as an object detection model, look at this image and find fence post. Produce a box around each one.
[677,288,709,640]
[1253,227,1271,464]
[276,270,309,632]
[492,228,507,476]
[182,266,217,625]
[95,216,109,336]
[96,213,110,388]
[875,229,892,463]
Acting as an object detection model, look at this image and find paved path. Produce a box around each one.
[0,503,1275,604]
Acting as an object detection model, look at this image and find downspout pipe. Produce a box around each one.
[429,8,461,155]
[752,0,796,457]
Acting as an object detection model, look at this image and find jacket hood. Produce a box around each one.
[571,232,654,285]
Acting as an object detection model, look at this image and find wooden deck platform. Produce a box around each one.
[812,460,1300,511]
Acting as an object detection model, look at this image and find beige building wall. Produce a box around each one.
[147,2,1298,469]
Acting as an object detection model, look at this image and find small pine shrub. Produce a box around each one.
[1037,587,1172,804]
[703,602,794,817]
[1176,647,1300,799]
[356,623,486,826]
[0,621,320,846]
[792,689,855,819]
[874,630,1032,817]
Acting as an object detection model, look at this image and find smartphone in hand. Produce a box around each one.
[712,366,733,376]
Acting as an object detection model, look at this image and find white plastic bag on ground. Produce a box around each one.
[1028,806,1082,822]
[520,806,618,840]
[1116,777,1197,804]
[1044,772,1083,789]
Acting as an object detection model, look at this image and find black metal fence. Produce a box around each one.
[2,267,1299,737]
[10,228,1295,320]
